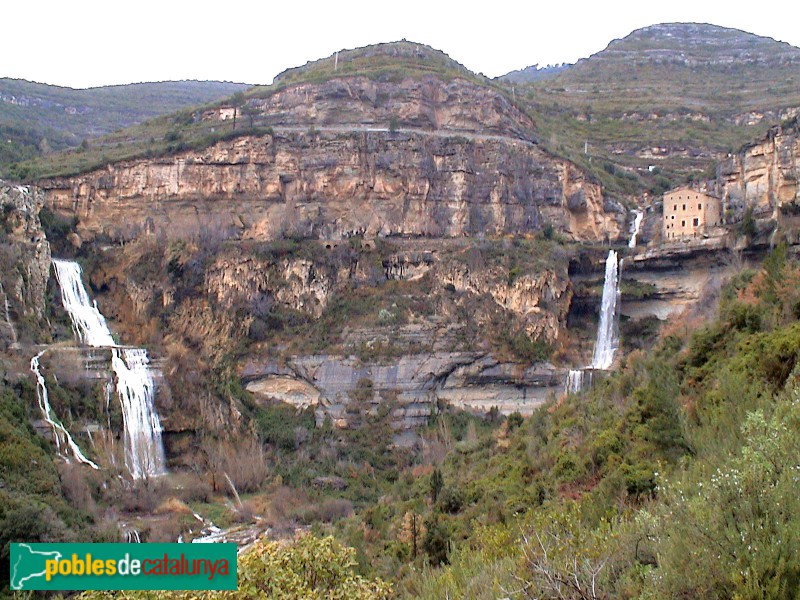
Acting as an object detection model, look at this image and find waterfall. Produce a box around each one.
[50,259,166,479]
[565,250,621,393]
[565,369,584,395]
[0,281,18,345]
[628,210,643,248]
[590,250,620,370]
[52,259,115,347]
[123,528,141,543]
[30,351,99,469]
[112,348,166,479]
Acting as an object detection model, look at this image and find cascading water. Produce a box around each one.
[564,209,643,394]
[628,210,643,249]
[53,259,116,347]
[565,369,584,394]
[565,249,621,393]
[112,348,166,479]
[0,281,18,345]
[590,250,620,370]
[30,350,99,469]
[49,259,166,479]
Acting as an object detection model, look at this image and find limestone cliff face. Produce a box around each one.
[715,124,800,221]
[255,76,536,138]
[0,181,50,343]
[439,262,569,344]
[242,353,565,430]
[204,253,347,319]
[40,76,624,244]
[41,132,620,244]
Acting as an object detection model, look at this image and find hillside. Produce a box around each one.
[496,63,570,84]
[3,27,800,599]
[0,78,248,176]
[10,42,537,182]
[511,23,800,198]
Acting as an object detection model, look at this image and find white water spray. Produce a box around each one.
[590,250,620,370]
[0,281,18,345]
[628,210,643,248]
[112,348,166,479]
[30,350,99,469]
[565,250,621,393]
[565,369,583,394]
[50,259,166,479]
[52,260,115,347]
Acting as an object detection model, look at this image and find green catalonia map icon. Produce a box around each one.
[10,544,63,590]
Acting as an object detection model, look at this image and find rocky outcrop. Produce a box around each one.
[41,130,621,244]
[204,253,344,319]
[0,181,50,344]
[440,261,569,344]
[256,76,538,139]
[242,352,564,430]
[40,71,624,244]
[714,123,800,223]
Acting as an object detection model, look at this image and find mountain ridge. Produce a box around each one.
[0,78,249,176]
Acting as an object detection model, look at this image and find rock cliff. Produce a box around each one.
[714,122,800,230]
[0,181,50,345]
[41,130,620,244]
[255,76,537,138]
[242,352,564,432]
[39,73,624,244]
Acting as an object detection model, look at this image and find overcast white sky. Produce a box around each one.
[3,0,800,89]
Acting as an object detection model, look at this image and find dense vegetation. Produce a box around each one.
[0,377,112,588]
[52,243,800,600]
[82,534,392,600]
[353,245,799,598]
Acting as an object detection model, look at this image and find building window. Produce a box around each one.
[698,203,702,210]
[671,215,675,220]
[693,218,699,226]
[681,220,686,227]
[673,204,677,210]
[682,204,686,210]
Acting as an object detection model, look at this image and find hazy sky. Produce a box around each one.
[4,0,800,89]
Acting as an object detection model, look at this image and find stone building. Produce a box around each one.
[662,186,721,240]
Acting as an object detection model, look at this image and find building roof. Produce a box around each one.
[663,186,720,199]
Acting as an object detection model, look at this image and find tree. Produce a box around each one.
[230,92,246,130]
[430,468,444,503]
[241,103,260,129]
[423,515,451,566]
[80,534,392,599]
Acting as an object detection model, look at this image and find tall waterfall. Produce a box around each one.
[112,348,166,479]
[50,259,166,479]
[565,249,621,393]
[590,250,620,370]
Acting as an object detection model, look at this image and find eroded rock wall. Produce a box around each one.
[0,181,50,343]
[715,124,800,221]
[41,132,622,244]
[254,76,537,138]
